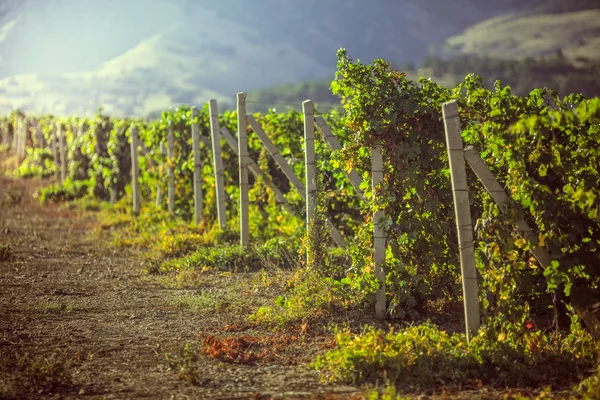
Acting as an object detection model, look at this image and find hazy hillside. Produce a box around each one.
[441,10,600,62]
[0,0,597,117]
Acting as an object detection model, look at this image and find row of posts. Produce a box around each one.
[127,93,389,319]
[5,99,532,342]
[1,116,69,184]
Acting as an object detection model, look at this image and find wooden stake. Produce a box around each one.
[442,100,480,342]
[237,92,250,246]
[130,125,141,215]
[303,100,317,233]
[371,142,386,319]
[51,122,59,181]
[156,142,165,208]
[167,127,175,214]
[209,100,227,230]
[191,107,203,226]
[59,124,67,183]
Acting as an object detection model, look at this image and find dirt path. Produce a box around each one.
[0,173,359,399]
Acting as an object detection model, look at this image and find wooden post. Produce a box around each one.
[130,125,141,215]
[16,117,21,160]
[167,127,175,214]
[14,118,20,163]
[59,123,67,183]
[18,119,26,158]
[156,142,165,209]
[247,116,347,247]
[12,117,18,154]
[442,100,480,342]
[191,107,203,226]
[371,142,386,318]
[315,115,365,201]
[51,122,59,181]
[36,122,45,148]
[209,99,227,230]
[1,121,8,150]
[303,100,317,236]
[23,120,30,153]
[237,92,250,246]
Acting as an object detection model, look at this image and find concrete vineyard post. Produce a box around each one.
[156,142,165,208]
[19,119,27,159]
[59,124,67,183]
[237,92,250,247]
[303,100,317,242]
[23,120,29,154]
[12,117,18,155]
[209,99,227,230]
[191,107,203,226]
[109,127,120,205]
[167,127,175,214]
[14,118,20,164]
[442,100,480,343]
[371,142,386,319]
[1,120,8,150]
[51,122,59,181]
[130,126,141,215]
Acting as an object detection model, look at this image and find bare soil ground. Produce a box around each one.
[0,172,361,399]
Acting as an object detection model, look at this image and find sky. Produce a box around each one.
[0,0,185,76]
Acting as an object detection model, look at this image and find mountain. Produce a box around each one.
[440,9,600,62]
[0,0,592,117]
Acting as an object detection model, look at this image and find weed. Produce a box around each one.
[1,188,22,205]
[165,342,201,386]
[312,322,599,391]
[0,243,12,261]
[36,179,90,203]
[574,364,600,399]
[160,240,300,275]
[9,352,75,394]
[250,267,360,328]
[171,293,218,313]
[364,384,410,400]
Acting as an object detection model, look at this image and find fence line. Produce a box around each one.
[3,95,532,331]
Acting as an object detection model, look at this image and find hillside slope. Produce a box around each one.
[441,10,600,61]
[0,0,595,117]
